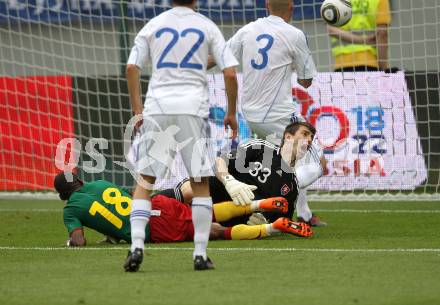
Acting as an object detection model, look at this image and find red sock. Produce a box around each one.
[223,227,232,240]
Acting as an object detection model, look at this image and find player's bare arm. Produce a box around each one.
[222,67,238,139]
[207,54,237,138]
[327,25,376,45]
[376,24,389,70]
[126,64,143,129]
[215,156,230,182]
[67,228,86,247]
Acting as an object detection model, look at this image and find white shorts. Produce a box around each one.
[247,112,323,167]
[134,115,214,178]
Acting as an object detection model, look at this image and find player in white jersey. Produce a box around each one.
[124,0,239,272]
[212,0,327,226]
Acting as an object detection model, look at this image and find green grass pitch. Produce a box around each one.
[1,199,440,305]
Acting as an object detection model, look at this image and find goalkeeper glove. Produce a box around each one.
[222,174,257,206]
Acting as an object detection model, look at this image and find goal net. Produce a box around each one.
[1,0,439,200]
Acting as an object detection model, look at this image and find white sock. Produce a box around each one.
[266,224,280,235]
[250,199,261,211]
[191,197,213,260]
[130,199,151,251]
[296,189,312,221]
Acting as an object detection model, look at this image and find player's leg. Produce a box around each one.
[176,115,215,270]
[210,218,312,240]
[210,222,272,240]
[130,174,155,250]
[157,178,282,222]
[190,178,214,269]
[212,197,288,222]
[125,177,156,272]
[153,178,192,204]
[124,114,176,272]
[148,195,195,243]
[159,176,231,206]
[179,178,194,204]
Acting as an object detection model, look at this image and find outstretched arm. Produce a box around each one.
[327,25,376,45]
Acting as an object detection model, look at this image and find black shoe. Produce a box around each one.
[193,256,215,271]
[124,248,143,272]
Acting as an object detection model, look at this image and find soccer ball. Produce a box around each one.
[320,0,352,27]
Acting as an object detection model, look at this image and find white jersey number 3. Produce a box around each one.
[251,34,274,70]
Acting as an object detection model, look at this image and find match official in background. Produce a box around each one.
[125,0,238,271]
[327,0,391,72]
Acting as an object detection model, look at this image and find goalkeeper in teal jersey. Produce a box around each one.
[54,172,312,247]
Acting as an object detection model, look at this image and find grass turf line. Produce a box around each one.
[1,200,440,305]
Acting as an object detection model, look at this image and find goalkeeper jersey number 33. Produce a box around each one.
[212,139,300,221]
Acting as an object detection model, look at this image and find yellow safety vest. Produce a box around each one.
[331,0,379,57]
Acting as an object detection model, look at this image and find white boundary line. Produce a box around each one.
[2,192,440,202]
[1,246,439,253]
[0,192,59,200]
[0,208,62,212]
[0,209,62,212]
[1,208,440,214]
[313,209,440,214]
[308,193,440,202]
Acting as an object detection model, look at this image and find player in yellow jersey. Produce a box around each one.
[327,0,392,71]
